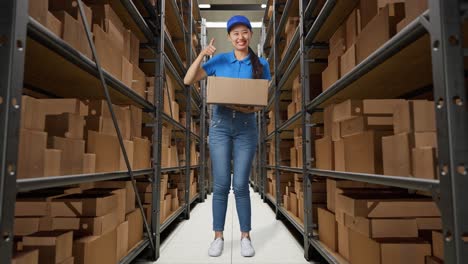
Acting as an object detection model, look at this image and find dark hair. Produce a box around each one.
[248,47,264,79]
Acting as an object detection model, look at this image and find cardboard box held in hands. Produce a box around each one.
[207,77,268,106]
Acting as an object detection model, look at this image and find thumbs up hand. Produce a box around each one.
[201,38,216,56]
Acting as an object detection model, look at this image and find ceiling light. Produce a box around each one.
[261,4,267,8]
[199,4,211,8]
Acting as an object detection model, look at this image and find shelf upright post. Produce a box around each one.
[272,0,282,219]
[150,0,167,260]
[300,0,316,261]
[429,0,468,263]
[184,0,193,219]
[0,0,28,263]
[200,18,209,199]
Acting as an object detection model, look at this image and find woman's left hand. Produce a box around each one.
[226,105,264,113]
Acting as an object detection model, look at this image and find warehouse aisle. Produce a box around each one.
[154,188,311,264]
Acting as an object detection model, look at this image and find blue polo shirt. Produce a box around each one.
[202,50,271,80]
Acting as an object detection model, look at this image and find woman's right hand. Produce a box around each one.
[201,38,216,57]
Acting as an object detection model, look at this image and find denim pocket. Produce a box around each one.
[210,117,223,128]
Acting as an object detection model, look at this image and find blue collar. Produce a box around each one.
[229,50,252,65]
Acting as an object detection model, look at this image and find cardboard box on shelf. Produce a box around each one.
[413,132,437,148]
[12,249,39,264]
[51,210,118,236]
[344,214,419,238]
[359,0,378,30]
[412,147,437,180]
[315,137,334,170]
[21,96,45,131]
[125,209,143,251]
[45,113,85,139]
[346,8,361,49]
[207,77,268,106]
[51,193,118,217]
[415,217,442,231]
[14,217,46,236]
[165,194,172,217]
[283,195,290,210]
[93,24,123,80]
[58,256,74,264]
[318,208,338,251]
[93,181,136,214]
[287,102,296,119]
[394,100,436,134]
[121,57,133,87]
[18,129,47,179]
[52,136,85,175]
[130,106,142,138]
[298,196,304,222]
[53,11,91,58]
[73,229,117,264]
[132,65,146,98]
[333,99,363,122]
[340,45,356,76]
[172,197,180,211]
[349,229,431,264]
[49,0,93,27]
[28,0,48,24]
[333,140,345,172]
[432,230,444,260]
[39,98,88,117]
[382,133,412,177]
[405,0,429,23]
[331,120,341,142]
[133,137,151,170]
[44,149,61,177]
[116,221,129,261]
[356,3,405,63]
[15,199,49,217]
[290,192,298,217]
[82,153,96,174]
[329,24,346,63]
[171,101,180,123]
[296,146,303,168]
[87,131,132,173]
[46,12,63,37]
[326,179,381,213]
[363,99,404,115]
[336,192,440,218]
[338,223,350,260]
[23,231,73,264]
[322,57,340,92]
[323,104,334,137]
[290,147,297,168]
[344,130,390,174]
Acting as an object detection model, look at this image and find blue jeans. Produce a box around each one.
[209,105,258,233]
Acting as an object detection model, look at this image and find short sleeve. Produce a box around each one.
[261,59,272,80]
[202,54,223,76]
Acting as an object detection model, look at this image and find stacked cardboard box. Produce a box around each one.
[137,174,178,224]
[322,2,407,91]
[268,140,294,166]
[19,96,151,178]
[145,74,180,121]
[85,100,151,173]
[281,17,299,60]
[315,99,437,179]
[282,175,326,225]
[18,96,92,179]
[14,182,141,263]
[396,0,429,32]
[29,1,145,97]
[319,186,442,263]
[190,170,199,200]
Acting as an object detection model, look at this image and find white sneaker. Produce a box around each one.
[240,237,255,257]
[208,238,224,257]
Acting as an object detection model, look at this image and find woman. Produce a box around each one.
[184,15,271,257]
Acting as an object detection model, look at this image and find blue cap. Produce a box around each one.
[227,15,252,32]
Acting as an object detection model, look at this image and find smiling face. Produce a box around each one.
[228,24,252,51]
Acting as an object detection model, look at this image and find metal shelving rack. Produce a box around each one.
[260,0,468,263]
[0,0,207,263]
